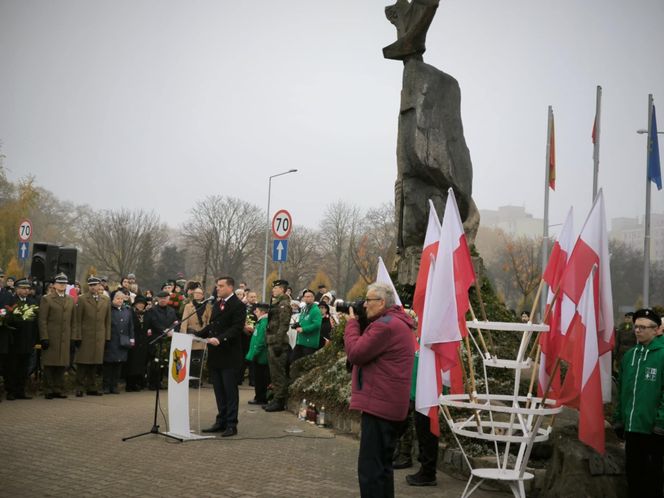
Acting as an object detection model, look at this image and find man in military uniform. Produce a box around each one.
[39,273,76,399]
[73,276,111,396]
[263,279,292,412]
[4,278,39,400]
[614,312,636,373]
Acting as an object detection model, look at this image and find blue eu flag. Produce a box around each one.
[648,105,662,190]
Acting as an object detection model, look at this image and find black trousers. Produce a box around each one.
[414,410,438,478]
[291,345,317,364]
[358,412,400,498]
[5,353,30,396]
[209,366,239,428]
[625,431,664,498]
[252,361,270,403]
[103,362,122,392]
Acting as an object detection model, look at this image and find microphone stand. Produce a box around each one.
[123,298,214,443]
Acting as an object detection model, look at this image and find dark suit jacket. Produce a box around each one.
[201,294,246,370]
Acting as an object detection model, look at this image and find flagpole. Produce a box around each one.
[541,106,553,321]
[593,86,602,201]
[643,94,654,308]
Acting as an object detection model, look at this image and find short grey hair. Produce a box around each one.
[366,282,396,308]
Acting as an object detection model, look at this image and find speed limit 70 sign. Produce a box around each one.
[18,219,33,242]
[271,210,292,240]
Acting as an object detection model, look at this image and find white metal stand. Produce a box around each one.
[440,321,562,498]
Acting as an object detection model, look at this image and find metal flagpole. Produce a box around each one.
[643,94,654,308]
[540,106,553,322]
[593,86,602,201]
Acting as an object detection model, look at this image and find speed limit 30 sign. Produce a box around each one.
[271,210,292,240]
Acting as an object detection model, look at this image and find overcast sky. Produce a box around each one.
[1,0,664,237]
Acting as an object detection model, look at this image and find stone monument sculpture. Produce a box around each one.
[384,0,479,285]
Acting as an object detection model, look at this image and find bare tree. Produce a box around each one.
[183,196,262,286]
[319,201,362,296]
[349,202,398,284]
[496,232,542,312]
[80,209,167,280]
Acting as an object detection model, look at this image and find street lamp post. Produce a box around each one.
[262,169,298,301]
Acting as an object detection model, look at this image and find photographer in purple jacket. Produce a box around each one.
[343,282,415,498]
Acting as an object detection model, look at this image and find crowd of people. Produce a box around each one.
[0,270,336,417]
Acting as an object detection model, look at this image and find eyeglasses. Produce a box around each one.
[634,325,658,331]
[365,298,383,302]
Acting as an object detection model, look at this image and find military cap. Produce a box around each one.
[156,290,169,298]
[176,278,186,286]
[0,268,4,275]
[15,278,31,288]
[127,273,136,279]
[254,302,270,311]
[272,279,289,288]
[133,294,148,306]
[624,311,634,318]
[632,308,661,327]
[100,276,108,282]
[318,284,327,289]
[54,273,69,284]
[87,276,101,285]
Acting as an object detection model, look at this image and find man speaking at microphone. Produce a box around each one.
[199,276,246,437]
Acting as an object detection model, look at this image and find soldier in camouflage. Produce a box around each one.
[263,279,292,412]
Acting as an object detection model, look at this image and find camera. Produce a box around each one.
[337,300,369,333]
[290,322,300,329]
[335,300,365,314]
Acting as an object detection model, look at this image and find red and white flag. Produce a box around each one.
[376,256,402,307]
[412,199,441,340]
[416,189,475,436]
[557,190,614,453]
[538,208,575,399]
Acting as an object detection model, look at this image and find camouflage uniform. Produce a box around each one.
[266,293,292,404]
[614,322,637,372]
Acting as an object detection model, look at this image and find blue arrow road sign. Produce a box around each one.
[272,239,288,262]
[18,241,30,261]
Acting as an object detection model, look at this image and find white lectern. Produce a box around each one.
[164,332,214,441]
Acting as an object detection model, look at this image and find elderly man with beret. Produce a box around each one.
[613,308,664,498]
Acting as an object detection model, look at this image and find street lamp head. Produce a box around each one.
[637,129,648,135]
[288,169,298,173]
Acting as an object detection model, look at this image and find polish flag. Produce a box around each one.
[416,189,475,436]
[412,199,441,340]
[376,256,402,307]
[538,208,575,399]
[556,190,614,453]
[559,270,605,453]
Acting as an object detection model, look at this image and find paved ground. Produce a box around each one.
[0,384,505,498]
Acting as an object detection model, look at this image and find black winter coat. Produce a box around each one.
[6,295,39,354]
[199,294,246,370]
[125,309,149,376]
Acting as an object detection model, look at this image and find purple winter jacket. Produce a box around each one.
[344,305,415,422]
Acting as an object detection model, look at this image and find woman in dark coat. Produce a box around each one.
[103,290,134,394]
[125,295,149,391]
